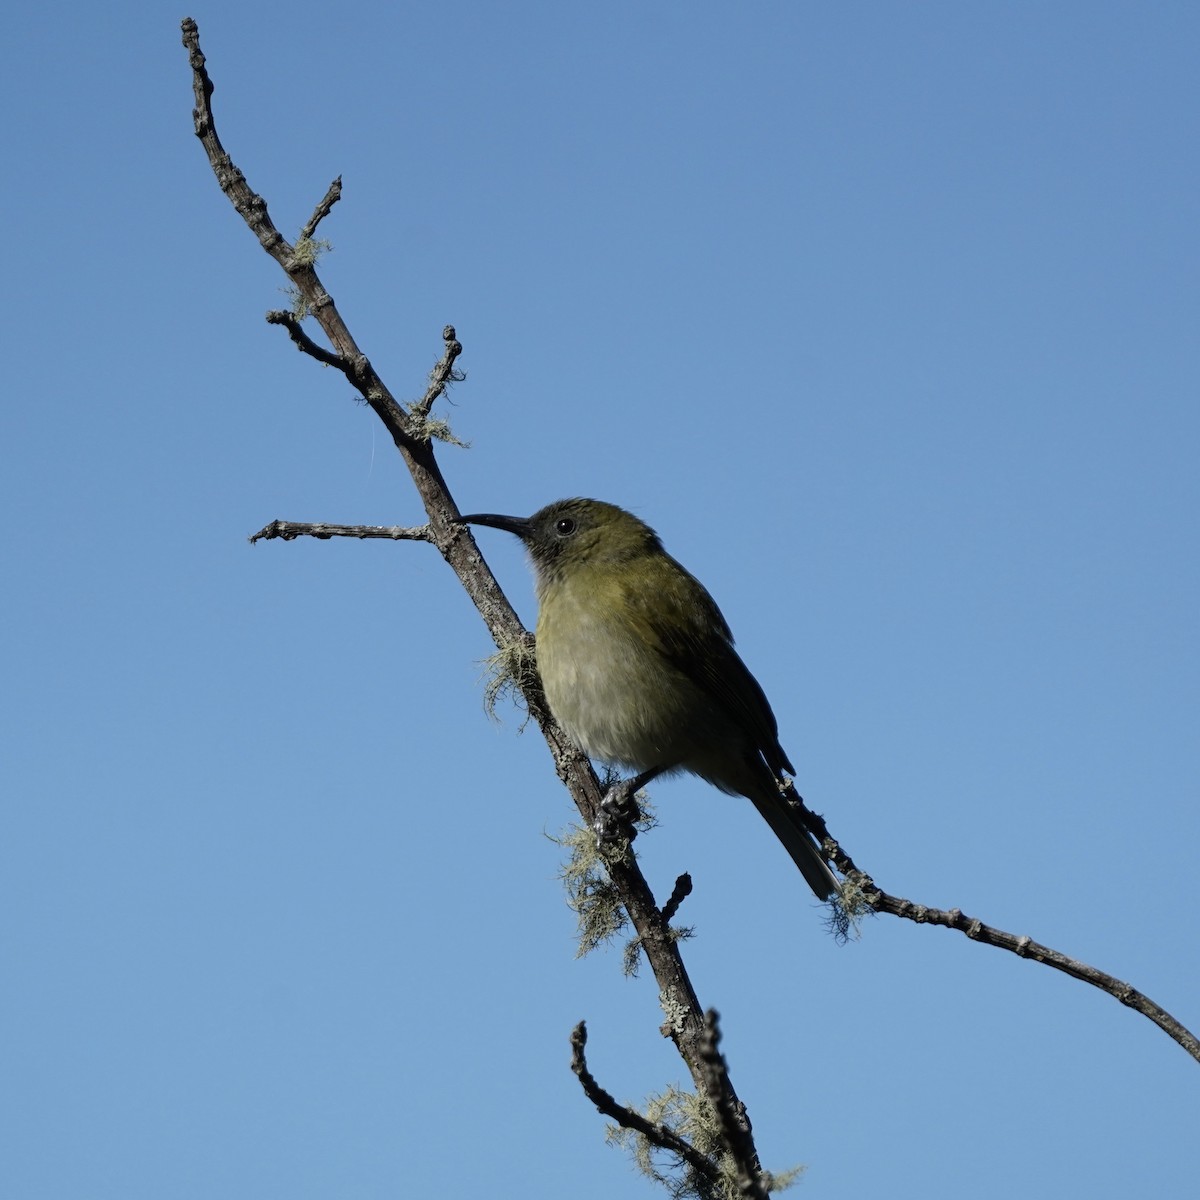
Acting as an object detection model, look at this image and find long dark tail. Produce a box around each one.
[747,788,839,900]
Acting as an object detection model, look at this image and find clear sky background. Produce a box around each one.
[2,3,1197,1197]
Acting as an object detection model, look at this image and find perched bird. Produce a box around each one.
[460,498,838,900]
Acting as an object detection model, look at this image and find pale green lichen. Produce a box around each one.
[279,284,312,320]
[403,407,470,447]
[551,822,629,957]
[479,637,538,724]
[658,987,690,1037]
[292,235,332,266]
[551,788,655,963]
[606,1085,803,1200]
[826,872,873,944]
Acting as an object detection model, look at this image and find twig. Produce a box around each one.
[786,785,1200,1065]
[250,521,433,545]
[181,17,414,445]
[266,310,350,372]
[301,176,342,241]
[570,1021,719,1186]
[698,1012,767,1200]
[412,326,465,419]
[661,873,693,925]
[870,887,1199,1060]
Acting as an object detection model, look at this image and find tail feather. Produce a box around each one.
[747,789,839,900]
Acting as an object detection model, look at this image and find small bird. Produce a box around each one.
[460,498,838,900]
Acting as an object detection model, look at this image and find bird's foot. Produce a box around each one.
[593,768,661,849]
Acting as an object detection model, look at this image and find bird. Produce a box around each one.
[459,498,839,900]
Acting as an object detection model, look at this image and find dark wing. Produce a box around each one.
[621,555,795,779]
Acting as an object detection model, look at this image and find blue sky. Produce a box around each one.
[2,3,1197,1197]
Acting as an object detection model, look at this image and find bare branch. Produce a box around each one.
[412,325,465,420]
[872,888,1200,1061]
[661,873,694,925]
[301,176,342,241]
[181,17,414,446]
[182,23,735,1114]
[265,310,349,372]
[250,521,433,545]
[570,1021,720,1187]
[698,1012,768,1200]
[787,787,1200,1065]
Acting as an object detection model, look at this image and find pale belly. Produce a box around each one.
[536,608,716,772]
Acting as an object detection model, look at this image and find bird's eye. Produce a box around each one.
[555,517,577,536]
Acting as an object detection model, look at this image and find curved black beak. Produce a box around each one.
[459,512,533,540]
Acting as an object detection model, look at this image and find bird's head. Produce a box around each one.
[460,498,662,583]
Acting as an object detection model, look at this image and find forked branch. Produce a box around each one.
[180,21,771,1177]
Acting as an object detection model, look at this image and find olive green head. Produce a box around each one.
[460,498,662,582]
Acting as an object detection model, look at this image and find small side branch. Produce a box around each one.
[181,18,415,446]
[250,521,433,544]
[661,873,693,925]
[301,176,342,241]
[182,19,288,264]
[868,889,1200,1062]
[570,1022,719,1187]
[784,788,1200,1065]
[266,310,349,372]
[412,325,465,419]
[699,1012,768,1200]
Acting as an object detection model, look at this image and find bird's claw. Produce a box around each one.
[593,778,643,849]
